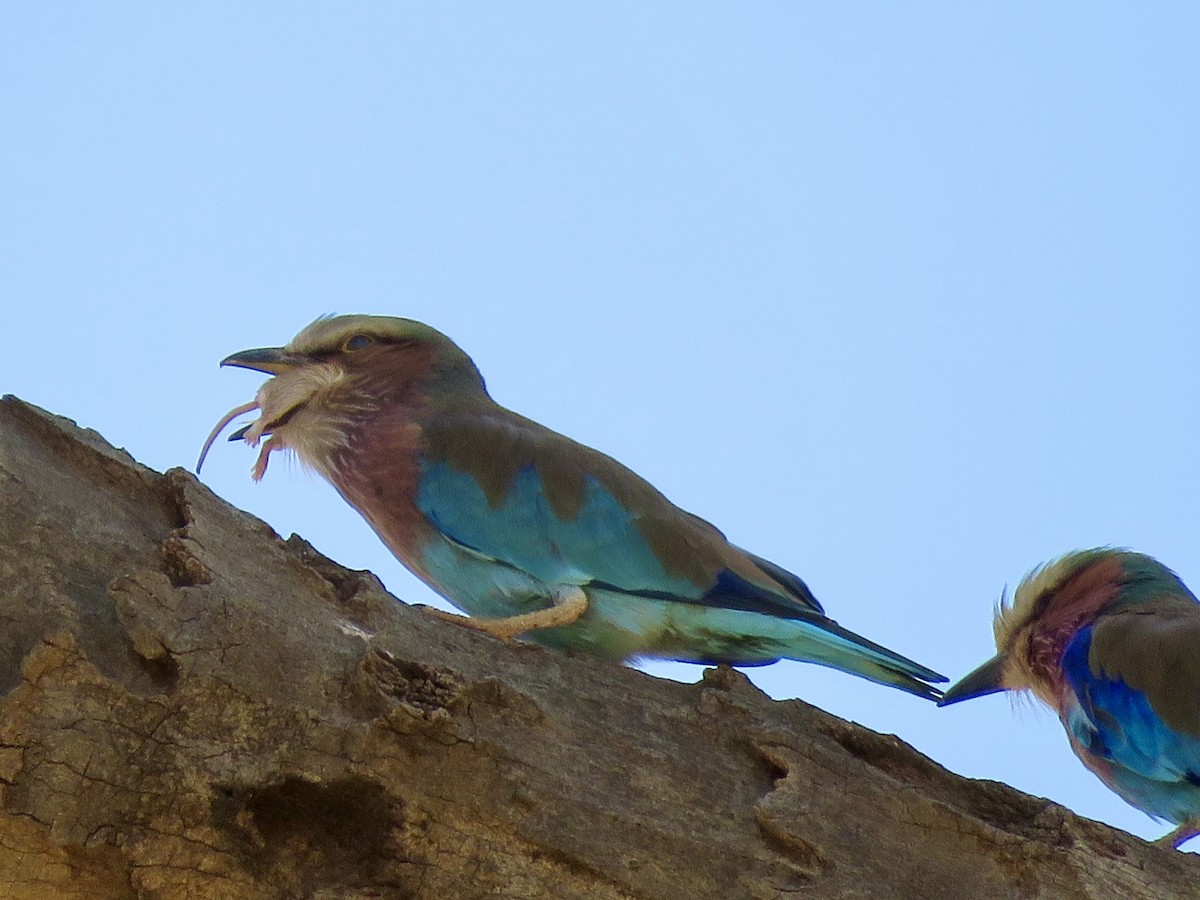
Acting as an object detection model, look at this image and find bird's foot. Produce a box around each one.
[419,587,588,642]
[1154,819,1200,849]
[419,607,520,640]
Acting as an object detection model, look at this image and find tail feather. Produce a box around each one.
[583,590,946,699]
[781,615,946,700]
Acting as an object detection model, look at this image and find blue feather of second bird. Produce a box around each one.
[1061,626,1200,822]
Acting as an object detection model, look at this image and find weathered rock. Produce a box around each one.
[0,395,1194,899]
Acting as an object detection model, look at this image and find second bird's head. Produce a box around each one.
[939,548,1178,710]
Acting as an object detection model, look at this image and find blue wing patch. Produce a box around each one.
[1062,627,1200,788]
[418,457,837,623]
[418,459,703,598]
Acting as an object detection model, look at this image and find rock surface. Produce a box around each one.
[0,394,1195,899]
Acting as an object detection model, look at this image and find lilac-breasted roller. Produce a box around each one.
[940,548,1200,848]
[198,315,945,699]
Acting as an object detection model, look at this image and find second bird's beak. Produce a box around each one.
[937,654,1007,707]
[220,347,297,376]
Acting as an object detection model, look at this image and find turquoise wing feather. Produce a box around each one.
[413,414,944,698]
[416,457,816,617]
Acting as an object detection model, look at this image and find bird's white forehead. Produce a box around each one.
[994,550,1130,654]
[993,554,1083,647]
[286,315,434,356]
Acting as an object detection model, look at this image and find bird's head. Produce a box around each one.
[197,314,484,479]
[939,549,1142,709]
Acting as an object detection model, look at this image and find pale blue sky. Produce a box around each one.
[5,5,1199,843]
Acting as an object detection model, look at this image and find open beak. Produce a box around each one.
[220,347,298,376]
[937,654,1007,707]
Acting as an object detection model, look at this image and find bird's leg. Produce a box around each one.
[1154,818,1200,849]
[422,585,588,642]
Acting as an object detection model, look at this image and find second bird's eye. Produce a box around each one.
[344,334,374,352]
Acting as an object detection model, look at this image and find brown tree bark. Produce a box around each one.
[0,395,1194,899]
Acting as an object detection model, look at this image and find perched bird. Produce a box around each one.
[940,549,1200,848]
[198,314,944,699]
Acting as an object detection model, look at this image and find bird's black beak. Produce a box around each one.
[937,654,1007,707]
[220,347,298,376]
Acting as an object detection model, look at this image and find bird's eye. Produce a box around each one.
[343,334,374,352]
